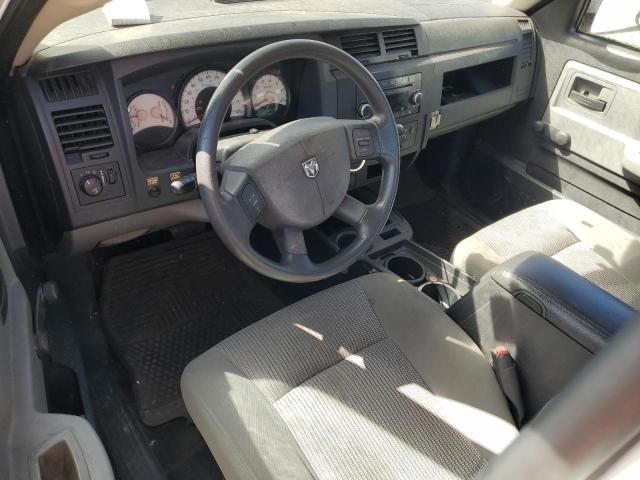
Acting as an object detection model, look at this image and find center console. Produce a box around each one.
[315,208,476,308]
[448,252,637,419]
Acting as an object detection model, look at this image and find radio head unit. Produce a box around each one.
[355,73,424,152]
[359,73,423,119]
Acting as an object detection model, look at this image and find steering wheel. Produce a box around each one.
[196,39,400,283]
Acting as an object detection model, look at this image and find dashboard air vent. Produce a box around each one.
[382,28,418,57]
[518,19,534,31]
[521,30,534,67]
[340,32,381,60]
[40,72,97,102]
[51,105,113,154]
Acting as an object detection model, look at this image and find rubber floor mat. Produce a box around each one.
[400,196,482,260]
[101,233,284,426]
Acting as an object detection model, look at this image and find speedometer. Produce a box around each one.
[251,74,288,120]
[179,69,246,127]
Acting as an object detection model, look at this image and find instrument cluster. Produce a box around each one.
[126,66,290,150]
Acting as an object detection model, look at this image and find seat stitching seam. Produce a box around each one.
[549,234,580,256]
[275,346,490,479]
[186,387,263,480]
[363,283,498,466]
[272,336,388,404]
[465,235,504,263]
[223,281,387,403]
[274,322,489,473]
[474,215,579,259]
[267,281,387,402]
[199,350,321,480]
[361,285,440,395]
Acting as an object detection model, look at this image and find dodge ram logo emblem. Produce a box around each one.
[302,158,319,178]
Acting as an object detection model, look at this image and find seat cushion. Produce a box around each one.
[181,273,518,480]
[451,199,640,309]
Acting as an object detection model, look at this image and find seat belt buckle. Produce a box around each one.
[491,346,525,428]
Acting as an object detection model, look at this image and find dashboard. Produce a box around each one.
[12,0,537,253]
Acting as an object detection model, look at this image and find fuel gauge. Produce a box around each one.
[251,73,289,121]
[128,92,177,148]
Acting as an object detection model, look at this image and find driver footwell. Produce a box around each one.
[399,194,482,260]
[100,232,284,426]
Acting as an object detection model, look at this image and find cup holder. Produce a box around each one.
[419,281,460,309]
[385,255,425,286]
[336,231,356,250]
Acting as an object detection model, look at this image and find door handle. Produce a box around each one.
[569,90,607,112]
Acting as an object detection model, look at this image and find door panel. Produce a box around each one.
[0,188,114,480]
[543,61,640,181]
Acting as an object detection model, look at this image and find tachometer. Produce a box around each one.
[128,92,176,148]
[179,69,246,127]
[251,74,288,120]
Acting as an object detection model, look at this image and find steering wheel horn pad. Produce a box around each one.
[196,39,400,283]
[224,117,352,230]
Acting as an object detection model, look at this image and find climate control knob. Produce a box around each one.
[80,174,103,197]
[358,103,374,119]
[409,92,423,105]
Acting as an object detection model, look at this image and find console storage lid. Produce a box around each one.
[490,252,637,353]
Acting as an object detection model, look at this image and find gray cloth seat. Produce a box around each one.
[451,199,640,309]
[181,273,519,480]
